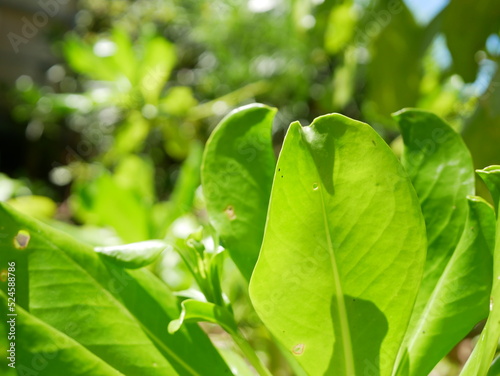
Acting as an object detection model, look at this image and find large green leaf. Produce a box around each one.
[394,196,495,376]
[462,166,500,376]
[0,203,232,376]
[249,114,426,375]
[201,104,276,281]
[0,291,123,376]
[394,109,475,332]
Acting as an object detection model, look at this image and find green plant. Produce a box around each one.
[1,104,499,375]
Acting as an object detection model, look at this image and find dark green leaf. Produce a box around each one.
[202,104,276,281]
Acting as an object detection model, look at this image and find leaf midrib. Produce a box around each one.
[306,126,355,375]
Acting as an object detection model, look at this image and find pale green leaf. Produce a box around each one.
[250,114,426,375]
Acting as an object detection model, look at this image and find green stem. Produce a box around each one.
[229,328,273,376]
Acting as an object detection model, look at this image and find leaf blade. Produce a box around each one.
[0,291,124,376]
[95,240,168,269]
[461,167,500,376]
[398,196,495,376]
[250,114,426,375]
[0,203,232,376]
[202,103,276,281]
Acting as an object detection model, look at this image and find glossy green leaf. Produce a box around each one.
[250,114,426,375]
[394,109,475,335]
[95,240,169,269]
[201,104,277,281]
[461,167,500,376]
[395,196,495,376]
[0,203,232,376]
[0,291,123,375]
[168,299,237,334]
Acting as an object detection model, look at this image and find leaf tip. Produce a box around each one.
[167,319,182,334]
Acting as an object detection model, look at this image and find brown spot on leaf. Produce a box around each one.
[13,230,30,249]
[225,205,236,220]
[292,343,305,356]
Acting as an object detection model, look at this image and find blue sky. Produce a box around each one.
[403,0,450,25]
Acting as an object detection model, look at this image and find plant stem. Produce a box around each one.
[229,328,273,376]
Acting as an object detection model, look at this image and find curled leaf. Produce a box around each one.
[168,299,237,335]
[95,240,169,269]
